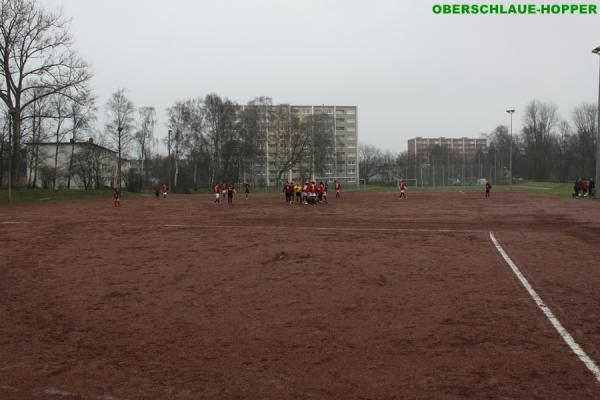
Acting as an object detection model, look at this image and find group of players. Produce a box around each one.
[212,183,250,204]
[282,181,343,205]
[211,181,344,205]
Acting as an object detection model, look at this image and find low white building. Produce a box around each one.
[26,139,129,189]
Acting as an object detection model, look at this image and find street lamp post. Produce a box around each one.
[593,46,600,197]
[506,109,515,188]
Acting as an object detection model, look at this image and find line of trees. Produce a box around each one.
[360,99,598,186]
[0,0,92,200]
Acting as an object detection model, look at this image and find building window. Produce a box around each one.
[336,126,345,131]
[336,118,345,122]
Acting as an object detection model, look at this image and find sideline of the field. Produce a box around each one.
[162,224,484,234]
[489,232,600,384]
[74,221,486,234]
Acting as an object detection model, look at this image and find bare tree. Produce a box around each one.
[572,102,598,179]
[166,101,188,191]
[554,120,575,181]
[203,94,239,185]
[67,88,96,189]
[179,99,205,191]
[105,89,135,189]
[238,103,266,186]
[48,93,75,189]
[0,108,8,185]
[23,90,50,188]
[311,111,335,179]
[359,144,383,184]
[135,106,156,175]
[270,105,309,184]
[522,100,559,180]
[0,0,91,199]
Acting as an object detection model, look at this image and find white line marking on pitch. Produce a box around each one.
[162,224,482,234]
[489,232,600,384]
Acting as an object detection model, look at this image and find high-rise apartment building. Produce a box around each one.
[245,105,358,186]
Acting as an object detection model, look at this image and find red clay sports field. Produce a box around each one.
[1,191,600,399]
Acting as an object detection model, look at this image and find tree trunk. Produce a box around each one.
[140,141,145,175]
[0,137,4,188]
[9,110,22,200]
[118,133,122,190]
[67,127,76,189]
[54,135,60,190]
[174,155,179,191]
[193,161,198,192]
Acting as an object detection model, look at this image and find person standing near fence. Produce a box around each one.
[485,181,492,198]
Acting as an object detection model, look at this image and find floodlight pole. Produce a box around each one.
[506,109,515,189]
[593,46,600,197]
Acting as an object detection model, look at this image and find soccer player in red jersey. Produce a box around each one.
[213,183,221,203]
[334,180,342,199]
[318,182,325,203]
[301,182,309,204]
[162,183,168,199]
[113,187,121,207]
[399,180,407,200]
[226,184,235,204]
[485,181,492,198]
[284,182,295,205]
[308,181,317,204]
[244,183,250,200]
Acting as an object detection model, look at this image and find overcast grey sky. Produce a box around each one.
[41,0,600,152]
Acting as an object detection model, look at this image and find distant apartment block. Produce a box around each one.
[244,105,358,185]
[407,137,487,160]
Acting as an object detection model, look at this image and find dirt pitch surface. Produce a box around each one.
[2,191,600,399]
